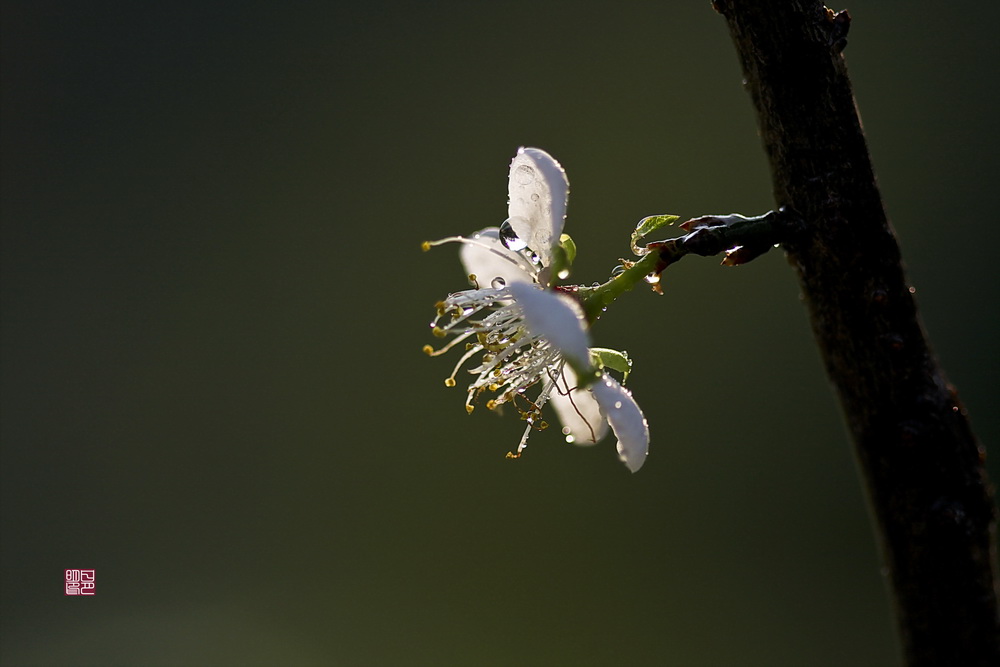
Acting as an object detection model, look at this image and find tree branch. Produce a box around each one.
[711,1,1000,664]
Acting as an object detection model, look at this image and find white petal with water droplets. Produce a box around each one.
[591,374,649,473]
[507,147,568,268]
[459,228,535,287]
[508,282,590,370]
[548,365,609,446]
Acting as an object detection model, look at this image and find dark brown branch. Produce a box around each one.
[712,1,1000,664]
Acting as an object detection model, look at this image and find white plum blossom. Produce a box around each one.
[424,147,650,472]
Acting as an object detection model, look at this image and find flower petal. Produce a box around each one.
[548,366,609,446]
[507,147,569,268]
[591,374,649,473]
[507,282,591,370]
[459,228,535,286]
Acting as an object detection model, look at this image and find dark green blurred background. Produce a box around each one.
[2,1,997,665]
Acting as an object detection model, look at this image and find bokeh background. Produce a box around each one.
[2,1,997,665]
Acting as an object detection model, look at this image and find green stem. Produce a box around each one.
[576,252,664,322]
[576,210,786,323]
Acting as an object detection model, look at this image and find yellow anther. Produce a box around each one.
[444,378,457,387]
[432,327,447,338]
[466,405,475,415]
[486,400,497,410]
[505,451,521,459]
[538,421,549,430]
[422,345,434,355]
[488,383,499,392]
[421,241,431,251]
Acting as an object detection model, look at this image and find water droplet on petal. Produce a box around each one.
[557,268,569,280]
[644,272,661,285]
[491,277,506,289]
[499,219,527,251]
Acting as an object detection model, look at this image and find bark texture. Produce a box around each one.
[712,1,1000,664]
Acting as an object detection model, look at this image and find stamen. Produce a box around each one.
[513,421,534,455]
[426,262,588,459]
[513,378,556,454]
[423,235,536,276]
[424,330,476,357]
[552,366,598,444]
[446,345,483,385]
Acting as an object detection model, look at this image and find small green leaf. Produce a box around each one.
[548,234,577,284]
[590,347,633,382]
[631,214,680,256]
[559,233,577,266]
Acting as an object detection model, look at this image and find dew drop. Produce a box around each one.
[565,434,576,444]
[644,272,661,285]
[499,219,528,251]
[491,277,506,289]
[557,268,570,280]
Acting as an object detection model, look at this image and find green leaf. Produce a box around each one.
[631,214,680,256]
[590,347,633,382]
[548,234,576,284]
[559,233,577,266]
